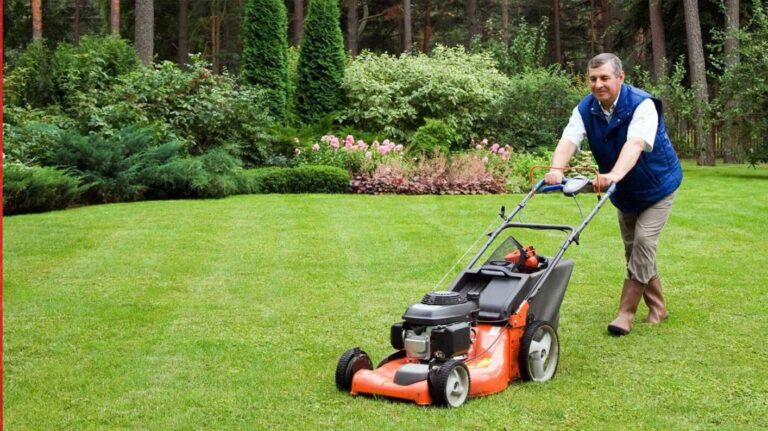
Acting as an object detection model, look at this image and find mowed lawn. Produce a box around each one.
[4,162,768,430]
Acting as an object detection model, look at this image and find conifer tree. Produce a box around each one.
[242,0,289,121]
[296,0,346,124]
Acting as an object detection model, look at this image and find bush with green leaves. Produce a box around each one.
[242,0,289,121]
[295,0,346,124]
[488,67,582,151]
[715,2,768,165]
[258,165,350,193]
[474,17,549,75]
[4,36,139,109]
[74,58,273,165]
[342,46,508,142]
[2,106,77,164]
[409,119,461,154]
[3,163,83,215]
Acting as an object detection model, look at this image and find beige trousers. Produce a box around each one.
[617,192,676,284]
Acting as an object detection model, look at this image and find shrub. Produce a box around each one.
[3,163,83,215]
[489,68,582,151]
[4,36,139,110]
[143,148,246,199]
[474,17,549,75]
[75,58,273,165]
[342,46,508,142]
[259,165,350,193]
[294,134,405,175]
[242,0,289,121]
[4,40,54,108]
[350,151,507,195]
[295,0,346,124]
[409,119,461,154]
[2,106,76,164]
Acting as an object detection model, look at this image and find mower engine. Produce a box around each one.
[392,292,478,361]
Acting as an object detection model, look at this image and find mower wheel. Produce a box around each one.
[428,360,471,408]
[518,320,559,382]
[335,347,373,391]
[376,350,407,368]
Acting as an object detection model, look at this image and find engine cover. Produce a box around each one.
[401,292,478,326]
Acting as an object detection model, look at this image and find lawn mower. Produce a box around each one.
[335,173,616,407]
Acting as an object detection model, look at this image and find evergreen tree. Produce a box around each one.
[296,0,346,124]
[242,0,289,121]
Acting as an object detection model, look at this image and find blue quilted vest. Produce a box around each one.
[577,84,683,213]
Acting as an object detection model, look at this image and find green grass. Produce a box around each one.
[4,161,768,429]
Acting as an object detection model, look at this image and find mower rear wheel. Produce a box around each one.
[518,320,559,382]
[429,360,471,408]
[335,347,373,391]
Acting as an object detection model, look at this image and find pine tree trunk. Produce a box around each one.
[293,0,304,46]
[32,0,43,40]
[347,0,358,55]
[502,0,509,48]
[466,0,478,49]
[403,0,412,52]
[210,1,221,74]
[178,0,189,66]
[649,0,667,81]
[553,0,562,64]
[74,0,81,46]
[110,0,120,36]
[589,0,596,57]
[723,0,740,163]
[422,0,432,53]
[135,0,154,65]
[683,0,715,165]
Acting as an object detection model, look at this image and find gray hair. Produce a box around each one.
[588,53,623,75]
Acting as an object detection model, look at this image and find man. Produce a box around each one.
[544,53,682,336]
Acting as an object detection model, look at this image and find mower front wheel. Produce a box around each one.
[518,320,559,382]
[429,360,471,408]
[335,347,373,391]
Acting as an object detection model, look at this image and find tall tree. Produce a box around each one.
[723,0,741,162]
[32,0,43,40]
[502,0,510,47]
[210,0,221,73]
[422,0,432,52]
[296,0,345,124]
[552,0,562,64]
[74,0,81,45]
[135,0,154,65]
[347,0,358,55]
[293,0,304,46]
[466,0,478,48]
[242,0,288,120]
[403,0,412,52]
[110,0,120,36]
[178,0,189,66]
[648,0,667,81]
[683,0,715,165]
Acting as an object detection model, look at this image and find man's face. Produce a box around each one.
[588,63,624,108]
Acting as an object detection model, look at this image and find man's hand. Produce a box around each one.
[544,169,565,185]
[594,172,620,190]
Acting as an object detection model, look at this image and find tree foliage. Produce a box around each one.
[295,0,346,124]
[241,0,289,121]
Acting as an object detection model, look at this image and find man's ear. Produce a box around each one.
[618,71,626,82]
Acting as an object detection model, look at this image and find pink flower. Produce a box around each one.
[482,156,489,164]
[357,140,367,150]
[345,140,354,150]
[365,151,372,159]
[330,137,340,149]
[382,139,391,147]
[312,143,320,151]
[475,144,483,150]
[378,145,390,155]
[490,143,500,153]
[345,135,355,146]
[501,149,510,161]
[321,135,333,143]
[372,140,380,149]
[394,144,403,152]
[482,138,489,145]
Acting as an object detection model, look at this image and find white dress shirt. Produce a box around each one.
[561,92,659,152]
